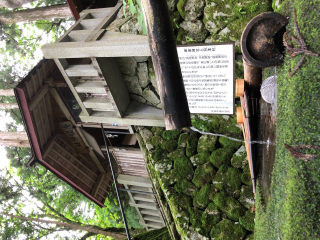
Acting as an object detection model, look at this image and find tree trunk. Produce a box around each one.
[0,212,126,239]
[0,103,19,109]
[0,4,72,24]
[0,0,38,9]
[0,89,15,96]
[0,131,30,147]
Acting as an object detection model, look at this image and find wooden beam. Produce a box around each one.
[28,84,49,111]
[84,3,123,42]
[90,173,105,198]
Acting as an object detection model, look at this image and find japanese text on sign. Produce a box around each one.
[177,44,234,114]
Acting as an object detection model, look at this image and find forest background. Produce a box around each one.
[0,1,144,239]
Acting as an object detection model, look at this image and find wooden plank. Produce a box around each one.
[59,121,87,154]
[25,79,34,100]
[118,174,152,188]
[40,95,51,143]
[96,57,130,117]
[54,58,92,116]
[28,83,49,111]
[32,104,46,149]
[90,173,105,198]
[45,94,55,135]
[65,64,98,77]
[74,82,107,94]
[58,13,92,42]
[42,134,57,160]
[41,33,150,59]
[36,67,44,87]
[84,3,123,42]
[79,101,165,127]
[68,30,92,42]
[83,97,113,109]
[80,19,102,30]
[80,8,113,18]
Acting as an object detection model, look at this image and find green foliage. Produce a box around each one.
[131,227,171,240]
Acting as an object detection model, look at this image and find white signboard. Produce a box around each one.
[177,43,235,114]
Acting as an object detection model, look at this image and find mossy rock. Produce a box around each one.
[197,134,218,152]
[213,192,246,221]
[210,219,247,240]
[175,211,190,233]
[174,178,198,197]
[161,140,178,152]
[167,148,185,159]
[238,185,255,209]
[162,129,180,140]
[231,145,248,169]
[150,147,167,164]
[186,131,200,157]
[174,156,194,180]
[213,165,242,198]
[190,151,210,166]
[169,193,193,216]
[151,135,164,147]
[193,184,215,209]
[219,137,242,150]
[202,202,222,225]
[210,147,234,168]
[160,169,181,190]
[189,207,204,229]
[154,158,173,174]
[178,133,189,148]
[241,164,252,186]
[163,187,177,199]
[192,162,216,188]
[151,127,164,136]
[170,10,182,33]
[239,210,255,232]
[139,128,153,143]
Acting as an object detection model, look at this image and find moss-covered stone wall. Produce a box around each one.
[135,114,255,240]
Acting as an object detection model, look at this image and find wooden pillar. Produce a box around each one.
[0,131,30,148]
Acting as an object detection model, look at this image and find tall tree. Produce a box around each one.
[0,131,29,147]
[0,103,18,109]
[0,4,72,24]
[0,89,15,96]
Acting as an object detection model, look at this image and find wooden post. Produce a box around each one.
[141,0,191,130]
[0,131,30,147]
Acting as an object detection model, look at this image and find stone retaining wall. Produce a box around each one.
[135,114,255,240]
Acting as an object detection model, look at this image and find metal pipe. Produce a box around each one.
[100,124,130,240]
[140,0,191,130]
[118,188,156,195]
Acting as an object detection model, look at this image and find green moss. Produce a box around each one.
[245,233,254,240]
[202,202,222,225]
[193,184,215,209]
[219,137,242,150]
[167,148,185,159]
[169,193,193,216]
[177,133,189,148]
[231,145,248,169]
[210,147,234,168]
[150,147,167,163]
[186,131,200,157]
[192,162,216,188]
[161,140,178,152]
[213,192,246,221]
[190,151,210,166]
[175,27,186,44]
[241,165,252,186]
[188,207,203,229]
[174,178,198,197]
[154,158,173,174]
[197,134,218,152]
[239,211,255,232]
[177,0,187,18]
[210,219,247,240]
[213,165,242,198]
[151,127,164,136]
[174,156,194,180]
[160,169,181,190]
[174,210,189,235]
[151,135,164,147]
[131,226,171,240]
[162,129,180,140]
[170,10,182,33]
[238,185,255,209]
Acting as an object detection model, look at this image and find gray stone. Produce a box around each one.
[130,93,146,103]
[155,158,173,174]
[203,4,234,34]
[146,143,155,151]
[120,17,143,35]
[184,0,205,21]
[143,87,160,106]
[116,57,137,76]
[137,62,149,88]
[156,103,162,109]
[134,56,149,63]
[123,75,142,95]
[148,58,159,95]
[140,128,153,143]
[238,185,255,209]
[179,20,208,42]
[106,17,132,32]
[167,0,178,11]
